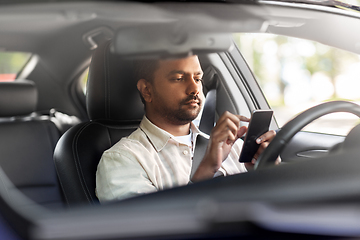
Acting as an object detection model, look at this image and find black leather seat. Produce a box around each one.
[0,80,64,208]
[54,41,145,206]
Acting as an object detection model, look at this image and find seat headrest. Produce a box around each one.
[86,41,145,122]
[0,80,37,117]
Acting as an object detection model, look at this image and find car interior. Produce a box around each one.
[0,79,64,208]
[53,38,251,206]
[53,40,145,206]
[1,1,360,239]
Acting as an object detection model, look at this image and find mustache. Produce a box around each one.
[180,94,202,105]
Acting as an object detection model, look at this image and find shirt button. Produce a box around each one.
[183,150,189,155]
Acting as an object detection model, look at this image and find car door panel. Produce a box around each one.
[280,131,345,162]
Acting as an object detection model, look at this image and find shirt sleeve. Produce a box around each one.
[96,150,157,202]
[218,138,247,176]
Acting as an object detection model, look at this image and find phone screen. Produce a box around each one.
[239,110,273,163]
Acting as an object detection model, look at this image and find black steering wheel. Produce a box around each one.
[255,101,360,170]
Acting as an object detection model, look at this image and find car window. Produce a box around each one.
[0,51,31,81]
[234,33,360,136]
[79,66,89,94]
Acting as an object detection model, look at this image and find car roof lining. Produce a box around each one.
[261,1,360,55]
[0,1,358,52]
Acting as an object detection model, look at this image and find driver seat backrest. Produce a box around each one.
[54,41,145,206]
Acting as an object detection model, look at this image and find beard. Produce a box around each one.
[154,94,203,125]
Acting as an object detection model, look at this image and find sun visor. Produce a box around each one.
[111,2,268,59]
[113,24,234,59]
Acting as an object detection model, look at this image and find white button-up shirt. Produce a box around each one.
[96,116,247,202]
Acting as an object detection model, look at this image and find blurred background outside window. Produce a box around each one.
[0,52,31,82]
[79,67,89,94]
[234,33,360,136]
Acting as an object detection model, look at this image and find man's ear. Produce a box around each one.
[137,79,152,103]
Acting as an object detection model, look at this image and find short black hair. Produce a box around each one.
[134,59,160,105]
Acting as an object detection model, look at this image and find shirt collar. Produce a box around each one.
[139,115,208,152]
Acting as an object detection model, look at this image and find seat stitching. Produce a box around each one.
[72,123,93,203]
[104,43,110,120]
[53,161,70,204]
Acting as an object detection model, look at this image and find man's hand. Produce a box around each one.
[192,111,249,182]
[244,130,281,170]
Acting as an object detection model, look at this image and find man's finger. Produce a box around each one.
[256,130,276,144]
[217,111,241,128]
[237,126,247,138]
[237,115,250,122]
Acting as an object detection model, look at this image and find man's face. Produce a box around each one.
[149,55,204,125]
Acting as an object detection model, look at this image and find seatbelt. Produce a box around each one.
[191,73,218,178]
[190,134,209,178]
[199,88,216,135]
[199,73,218,135]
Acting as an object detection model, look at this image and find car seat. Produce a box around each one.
[0,79,64,208]
[53,41,144,206]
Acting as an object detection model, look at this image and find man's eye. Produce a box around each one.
[195,78,203,82]
[172,77,183,81]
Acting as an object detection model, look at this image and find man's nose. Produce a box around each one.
[186,77,201,95]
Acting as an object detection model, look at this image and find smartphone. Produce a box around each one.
[239,110,273,163]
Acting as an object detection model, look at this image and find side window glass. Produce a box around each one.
[0,52,31,81]
[233,33,360,136]
[79,67,89,95]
